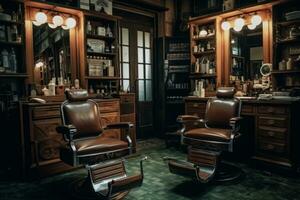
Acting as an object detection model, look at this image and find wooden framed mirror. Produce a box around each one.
[220,7,273,86]
[24,1,83,95]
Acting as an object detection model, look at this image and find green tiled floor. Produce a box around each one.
[0,139,300,200]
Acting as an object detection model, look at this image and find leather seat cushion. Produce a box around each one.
[184,128,232,142]
[75,136,128,155]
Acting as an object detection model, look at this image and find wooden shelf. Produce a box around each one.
[87,51,116,57]
[190,73,216,78]
[272,69,300,74]
[0,73,28,78]
[86,34,115,41]
[276,19,300,26]
[0,19,24,25]
[276,38,300,44]
[85,76,120,80]
[192,34,215,41]
[0,40,23,46]
[193,50,215,57]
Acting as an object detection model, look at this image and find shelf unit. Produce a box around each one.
[190,19,217,95]
[0,0,26,102]
[0,0,26,179]
[273,1,300,90]
[163,36,190,132]
[83,12,120,95]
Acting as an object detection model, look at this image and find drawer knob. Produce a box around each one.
[268,131,275,137]
[193,103,199,107]
[267,144,274,150]
[267,120,275,125]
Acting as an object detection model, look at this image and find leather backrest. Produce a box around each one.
[205,87,241,129]
[61,90,103,139]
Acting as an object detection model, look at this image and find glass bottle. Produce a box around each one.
[0,25,6,41]
[11,25,18,42]
[10,48,17,73]
[87,21,92,34]
[1,49,9,71]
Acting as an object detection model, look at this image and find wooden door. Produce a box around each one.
[119,22,154,138]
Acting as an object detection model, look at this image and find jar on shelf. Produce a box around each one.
[278,59,286,71]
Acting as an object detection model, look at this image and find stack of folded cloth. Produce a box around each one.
[285,11,300,21]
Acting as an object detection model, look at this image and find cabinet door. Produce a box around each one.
[31,118,64,163]
[101,112,120,139]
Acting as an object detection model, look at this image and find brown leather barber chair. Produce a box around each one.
[165,87,243,183]
[56,90,146,199]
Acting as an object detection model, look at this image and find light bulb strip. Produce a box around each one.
[221,11,264,32]
[32,9,77,30]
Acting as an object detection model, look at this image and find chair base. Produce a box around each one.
[70,177,129,200]
[167,159,244,184]
[214,162,244,184]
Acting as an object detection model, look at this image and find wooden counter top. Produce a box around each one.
[184,96,300,105]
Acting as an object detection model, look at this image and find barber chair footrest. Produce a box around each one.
[166,158,216,183]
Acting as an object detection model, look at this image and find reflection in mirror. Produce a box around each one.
[33,23,71,95]
[230,24,263,84]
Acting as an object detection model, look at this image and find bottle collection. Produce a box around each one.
[169,42,189,52]
[88,82,117,95]
[86,20,113,37]
[193,79,216,97]
[230,57,244,82]
[193,40,215,53]
[0,4,22,43]
[0,48,17,73]
[194,56,216,74]
[87,56,114,77]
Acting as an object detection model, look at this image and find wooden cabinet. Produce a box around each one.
[184,97,300,172]
[21,98,136,178]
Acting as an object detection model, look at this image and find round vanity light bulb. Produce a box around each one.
[221,21,231,31]
[32,21,42,26]
[234,18,245,29]
[35,12,47,24]
[48,23,58,29]
[233,25,243,32]
[247,23,257,30]
[52,15,64,26]
[251,14,262,26]
[35,61,44,68]
[65,17,76,29]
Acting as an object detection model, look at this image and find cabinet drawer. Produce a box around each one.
[186,102,206,117]
[121,114,135,124]
[258,127,287,141]
[258,116,288,128]
[257,139,286,154]
[100,112,120,139]
[120,103,134,115]
[241,104,254,114]
[258,105,287,115]
[120,95,135,104]
[98,101,119,113]
[32,106,60,119]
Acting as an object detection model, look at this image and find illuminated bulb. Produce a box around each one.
[52,15,64,26]
[32,21,42,26]
[65,17,76,29]
[231,39,235,44]
[35,12,47,24]
[234,17,245,29]
[35,61,44,68]
[233,25,243,32]
[221,21,231,31]
[247,23,257,30]
[251,14,262,26]
[48,23,58,29]
[199,28,207,37]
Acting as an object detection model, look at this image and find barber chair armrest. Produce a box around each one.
[105,122,134,148]
[229,117,243,133]
[105,122,134,130]
[177,115,200,123]
[56,125,77,141]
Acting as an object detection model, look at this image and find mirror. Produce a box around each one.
[33,23,71,89]
[230,24,263,84]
